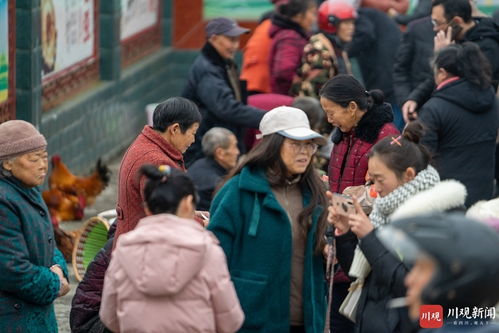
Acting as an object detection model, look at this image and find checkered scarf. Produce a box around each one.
[369,165,440,228]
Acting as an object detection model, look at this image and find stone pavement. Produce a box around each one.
[54,153,122,333]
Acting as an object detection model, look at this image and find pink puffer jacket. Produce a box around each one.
[100,214,244,333]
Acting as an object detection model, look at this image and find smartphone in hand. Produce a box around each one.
[331,193,355,216]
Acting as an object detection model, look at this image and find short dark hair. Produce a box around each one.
[432,0,472,23]
[140,164,198,214]
[152,97,202,133]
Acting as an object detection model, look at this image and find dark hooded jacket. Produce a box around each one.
[182,43,265,165]
[419,79,498,207]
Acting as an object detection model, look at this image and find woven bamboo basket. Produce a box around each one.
[72,216,110,282]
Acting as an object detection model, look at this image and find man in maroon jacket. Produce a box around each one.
[113,97,201,244]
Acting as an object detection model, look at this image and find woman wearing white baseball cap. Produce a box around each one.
[208,106,328,333]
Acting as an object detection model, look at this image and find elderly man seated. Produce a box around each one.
[187,127,239,211]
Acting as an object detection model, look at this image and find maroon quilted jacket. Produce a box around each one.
[113,126,185,245]
[269,14,310,95]
[329,103,399,194]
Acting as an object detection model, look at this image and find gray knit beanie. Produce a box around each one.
[0,120,47,160]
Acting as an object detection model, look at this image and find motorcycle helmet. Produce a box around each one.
[318,1,357,34]
[378,213,499,308]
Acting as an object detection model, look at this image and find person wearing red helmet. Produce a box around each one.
[291,1,357,98]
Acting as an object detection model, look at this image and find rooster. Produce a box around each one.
[42,188,85,227]
[42,156,111,261]
[49,155,111,206]
[42,188,85,261]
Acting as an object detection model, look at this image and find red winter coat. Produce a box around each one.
[329,103,399,194]
[113,126,185,244]
[269,15,310,95]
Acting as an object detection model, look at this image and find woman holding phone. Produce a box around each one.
[329,121,466,332]
[319,74,399,332]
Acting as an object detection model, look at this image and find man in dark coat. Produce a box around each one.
[347,8,402,106]
[183,17,265,165]
[393,16,434,110]
[347,8,403,128]
[187,127,239,211]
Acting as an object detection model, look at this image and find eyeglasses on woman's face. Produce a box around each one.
[285,140,318,154]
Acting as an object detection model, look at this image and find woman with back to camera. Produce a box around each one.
[418,42,498,208]
[0,120,69,333]
[100,165,243,333]
[269,0,317,95]
[208,106,328,333]
[329,122,466,333]
[319,74,399,332]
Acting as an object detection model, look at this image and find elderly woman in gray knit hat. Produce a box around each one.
[0,120,69,333]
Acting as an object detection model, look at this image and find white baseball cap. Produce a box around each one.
[258,106,327,145]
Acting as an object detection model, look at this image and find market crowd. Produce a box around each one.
[1,0,499,332]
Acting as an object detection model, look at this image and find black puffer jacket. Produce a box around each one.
[182,43,265,165]
[419,79,498,207]
[408,17,499,107]
[336,230,411,333]
[348,8,402,104]
[393,17,434,106]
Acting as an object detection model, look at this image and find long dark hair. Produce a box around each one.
[140,164,197,215]
[433,42,492,89]
[225,133,327,253]
[319,74,385,111]
[368,121,431,179]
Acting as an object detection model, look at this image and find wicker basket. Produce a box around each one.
[72,216,110,282]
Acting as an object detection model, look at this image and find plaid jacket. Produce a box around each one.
[0,176,68,333]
